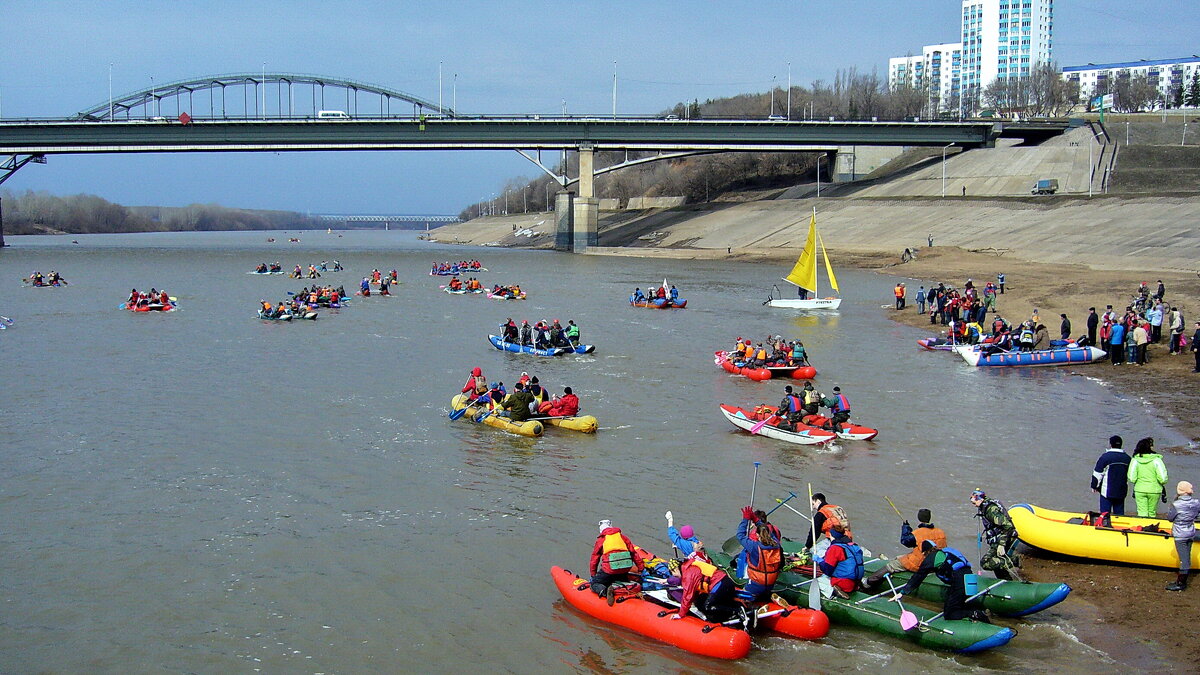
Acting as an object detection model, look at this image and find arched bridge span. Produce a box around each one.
[72,73,451,122]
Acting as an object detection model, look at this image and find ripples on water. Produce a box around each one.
[0,230,1186,673]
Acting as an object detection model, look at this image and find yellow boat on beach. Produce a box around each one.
[1009,503,1199,569]
[449,394,543,437]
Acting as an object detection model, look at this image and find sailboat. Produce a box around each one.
[766,209,842,310]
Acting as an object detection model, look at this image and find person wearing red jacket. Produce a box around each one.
[461,367,487,401]
[589,520,644,604]
[673,545,737,622]
[537,387,579,416]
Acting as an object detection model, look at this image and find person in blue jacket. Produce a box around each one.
[1109,321,1126,365]
[1091,435,1130,515]
[735,506,783,601]
[665,510,701,556]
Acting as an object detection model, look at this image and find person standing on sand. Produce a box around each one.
[1060,314,1072,341]
[928,233,934,247]
[916,286,926,315]
[1092,436,1130,515]
[1148,302,1164,344]
[997,272,1005,294]
[1165,481,1199,591]
[1086,307,1099,347]
[1127,438,1168,518]
[1192,321,1200,373]
[1133,321,1150,366]
[1168,307,1185,354]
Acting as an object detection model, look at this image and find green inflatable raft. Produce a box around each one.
[861,559,1071,617]
[712,552,1015,654]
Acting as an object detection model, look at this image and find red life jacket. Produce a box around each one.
[746,545,782,586]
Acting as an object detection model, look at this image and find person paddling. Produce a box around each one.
[891,540,986,621]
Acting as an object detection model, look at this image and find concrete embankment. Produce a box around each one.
[429,193,1200,273]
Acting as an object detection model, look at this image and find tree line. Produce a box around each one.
[0,189,322,235]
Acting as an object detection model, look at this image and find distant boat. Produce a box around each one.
[766,209,842,310]
[327,228,332,234]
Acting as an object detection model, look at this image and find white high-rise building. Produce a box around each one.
[1063,57,1200,105]
[888,43,962,114]
[960,0,1054,103]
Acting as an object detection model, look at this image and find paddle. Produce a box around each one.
[807,483,820,610]
[750,413,777,434]
[885,496,904,519]
[766,492,799,517]
[883,574,920,631]
[449,406,468,421]
[750,461,761,507]
[773,497,813,522]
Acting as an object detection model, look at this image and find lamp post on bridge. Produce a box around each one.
[786,62,792,120]
[108,63,113,121]
[523,187,528,214]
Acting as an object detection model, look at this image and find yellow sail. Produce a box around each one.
[784,212,818,292]
[817,231,839,293]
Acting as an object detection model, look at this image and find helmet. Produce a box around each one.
[970,489,986,500]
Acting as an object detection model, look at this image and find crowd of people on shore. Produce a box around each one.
[498,318,581,349]
[728,335,811,368]
[460,367,580,420]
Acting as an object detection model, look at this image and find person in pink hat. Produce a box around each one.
[665,510,701,556]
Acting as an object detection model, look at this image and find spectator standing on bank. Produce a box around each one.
[1060,313,1072,341]
[916,286,926,315]
[1127,437,1168,518]
[1133,321,1150,366]
[997,272,1006,294]
[1192,321,1200,373]
[1086,307,1099,347]
[1169,307,1185,354]
[1091,435,1130,515]
[1165,481,1198,591]
[1148,302,1164,344]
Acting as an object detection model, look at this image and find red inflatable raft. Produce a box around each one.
[715,351,816,381]
[552,566,827,659]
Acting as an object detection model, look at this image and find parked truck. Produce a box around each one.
[1031,179,1059,195]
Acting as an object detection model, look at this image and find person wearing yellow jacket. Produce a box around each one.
[1127,437,1168,517]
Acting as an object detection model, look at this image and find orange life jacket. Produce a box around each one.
[683,555,720,593]
[746,545,782,586]
[819,503,853,540]
[898,525,948,572]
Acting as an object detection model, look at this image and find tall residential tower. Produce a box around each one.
[959,0,1053,102]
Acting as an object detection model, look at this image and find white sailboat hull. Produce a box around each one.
[768,297,842,310]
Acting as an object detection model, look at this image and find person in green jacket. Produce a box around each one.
[500,381,537,423]
[1127,437,1168,518]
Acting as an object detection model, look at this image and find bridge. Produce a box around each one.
[0,71,1071,251]
[315,213,459,228]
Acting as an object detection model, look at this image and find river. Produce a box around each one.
[1,230,1192,673]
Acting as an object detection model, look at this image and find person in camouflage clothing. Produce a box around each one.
[970,489,1022,580]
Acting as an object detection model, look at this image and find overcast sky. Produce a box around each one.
[2,1,1195,214]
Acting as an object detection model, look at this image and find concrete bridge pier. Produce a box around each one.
[572,145,598,252]
[554,191,574,251]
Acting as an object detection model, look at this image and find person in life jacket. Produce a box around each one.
[775,386,805,431]
[565,320,581,346]
[820,387,852,429]
[674,544,738,622]
[736,506,784,601]
[501,318,519,342]
[894,282,906,311]
[807,492,853,555]
[816,524,864,599]
[261,300,272,315]
[970,489,1021,579]
[462,367,487,401]
[589,519,645,603]
[800,382,822,416]
[475,381,506,410]
[631,288,645,304]
[669,285,680,302]
[519,320,533,346]
[448,276,463,291]
[892,540,987,622]
[865,508,948,589]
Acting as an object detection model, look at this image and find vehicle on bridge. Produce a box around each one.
[317,110,350,120]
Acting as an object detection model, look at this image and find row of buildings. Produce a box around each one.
[887,0,1199,114]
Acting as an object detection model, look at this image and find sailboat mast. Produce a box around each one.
[812,207,819,297]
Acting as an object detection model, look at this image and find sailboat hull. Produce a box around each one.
[767,298,842,310]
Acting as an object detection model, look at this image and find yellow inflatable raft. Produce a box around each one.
[1009,503,1200,569]
[538,415,599,433]
[449,395,543,437]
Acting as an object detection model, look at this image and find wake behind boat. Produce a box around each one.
[765,209,841,310]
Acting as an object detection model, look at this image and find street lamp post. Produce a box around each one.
[109,63,113,120]
[438,62,443,114]
[612,61,617,119]
[770,76,776,116]
[816,153,827,197]
[786,62,792,120]
[523,187,528,213]
[942,143,953,198]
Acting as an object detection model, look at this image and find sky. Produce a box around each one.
[2,1,1196,215]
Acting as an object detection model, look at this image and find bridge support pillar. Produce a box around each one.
[572,197,598,252]
[554,191,574,251]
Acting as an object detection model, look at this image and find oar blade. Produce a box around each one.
[899,610,919,631]
[808,577,821,610]
[449,407,467,421]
